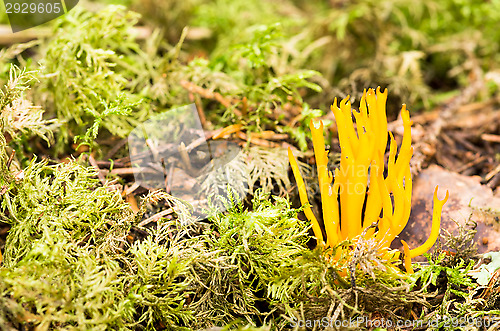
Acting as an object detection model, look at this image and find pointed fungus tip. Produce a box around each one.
[434,186,450,203]
[311,119,322,130]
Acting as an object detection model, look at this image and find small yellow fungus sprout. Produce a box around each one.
[288,87,449,273]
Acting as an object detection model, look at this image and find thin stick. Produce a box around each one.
[95,160,125,168]
[189,92,207,129]
[88,154,107,186]
[104,138,127,160]
[138,208,173,227]
[0,25,152,45]
[110,167,157,176]
[482,133,500,143]
[180,80,242,116]
[6,149,15,169]
[123,182,141,196]
[178,142,193,172]
[165,162,174,194]
[236,131,278,148]
[145,139,160,162]
[116,143,177,164]
[485,164,500,182]
[456,155,487,173]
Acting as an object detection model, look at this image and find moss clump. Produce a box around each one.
[186,192,311,328]
[2,1,500,329]
[0,153,198,329]
[31,5,196,154]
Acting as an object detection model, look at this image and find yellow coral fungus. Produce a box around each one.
[288,87,449,272]
[288,148,324,244]
[401,240,413,273]
[402,187,449,273]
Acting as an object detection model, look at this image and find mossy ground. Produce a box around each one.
[0,1,499,330]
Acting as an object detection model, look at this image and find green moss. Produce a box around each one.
[186,192,311,328]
